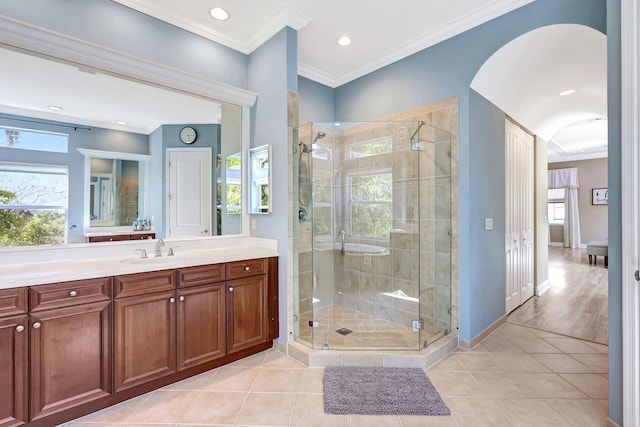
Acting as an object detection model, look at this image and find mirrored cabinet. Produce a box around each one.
[248,145,271,214]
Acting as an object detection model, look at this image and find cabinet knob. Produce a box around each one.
[109,238,113,241]
[16,325,25,332]
[33,322,42,329]
[170,297,176,303]
[244,265,251,272]
[229,287,234,292]
[179,296,185,301]
[69,290,78,297]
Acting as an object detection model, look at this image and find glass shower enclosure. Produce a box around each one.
[292,120,452,351]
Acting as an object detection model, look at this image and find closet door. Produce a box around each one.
[505,119,534,314]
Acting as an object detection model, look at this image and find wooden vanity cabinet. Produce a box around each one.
[28,278,112,422]
[177,264,226,370]
[87,232,155,243]
[113,270,176,392]
[0,288,28,427]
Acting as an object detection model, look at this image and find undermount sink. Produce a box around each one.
[122,256,188,265]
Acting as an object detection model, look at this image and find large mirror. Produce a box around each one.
[0,42,246,247]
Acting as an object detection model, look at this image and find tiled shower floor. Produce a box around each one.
[297,304,443,350]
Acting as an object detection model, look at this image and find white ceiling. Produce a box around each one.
[0,1,607,162]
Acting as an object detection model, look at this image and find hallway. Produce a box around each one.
[507,246,608,344]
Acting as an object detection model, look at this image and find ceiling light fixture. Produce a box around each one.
[116,121,127,126]
[209,7,229,21]
[47,105,63,111]
[337,36,351,47]
[334,122,341,127]
[559,89,577,96]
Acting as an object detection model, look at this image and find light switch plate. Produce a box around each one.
[485,217,494,230]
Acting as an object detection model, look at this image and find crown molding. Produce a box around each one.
[302,0,536,88]
[297,63,338,88]
[113,0,311,55]
[0,15,257,107]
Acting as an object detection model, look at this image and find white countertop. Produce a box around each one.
[0,237,278,289]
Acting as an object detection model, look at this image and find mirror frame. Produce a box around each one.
[79,148,151,233]
[0,16,257,243]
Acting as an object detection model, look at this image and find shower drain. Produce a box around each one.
[335,328,353,336]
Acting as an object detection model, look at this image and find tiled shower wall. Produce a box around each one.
[291,96,459,345]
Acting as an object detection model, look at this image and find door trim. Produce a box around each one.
[621,0,640,425]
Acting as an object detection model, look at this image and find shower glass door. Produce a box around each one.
[293,120,451,351]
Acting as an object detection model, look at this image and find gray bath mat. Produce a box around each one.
[323,366,450,416]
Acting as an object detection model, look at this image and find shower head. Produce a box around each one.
[313,131,326,142]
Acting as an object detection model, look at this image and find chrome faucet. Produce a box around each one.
[154,238,165,257]
[136,248,148,259]
[340,230,346,255]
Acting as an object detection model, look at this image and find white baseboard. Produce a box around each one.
[536,280,550,296]
[548,242,563,247]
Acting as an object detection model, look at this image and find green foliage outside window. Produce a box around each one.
[350,173,392,238]
[0,190,65,246]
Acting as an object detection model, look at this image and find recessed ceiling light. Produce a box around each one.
[116,121,127,126]
[337,36,351,47]
[334,122,341,127]
[209,7,229,21]
[559,89,577,96]
[47,105,63,111]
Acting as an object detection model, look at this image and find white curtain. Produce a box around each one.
[548,168,581,248]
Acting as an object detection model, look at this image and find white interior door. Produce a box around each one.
[505,119,534,314]
[167,148,212,238]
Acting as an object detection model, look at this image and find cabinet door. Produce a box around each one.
[0,315,27,427]
[227,276,267,354]
[114,291,176,392]
[30,302,111,421]
[177,283,226,370]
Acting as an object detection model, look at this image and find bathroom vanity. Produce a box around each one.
[0,238,278,427]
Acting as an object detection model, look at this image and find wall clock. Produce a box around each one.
[179,126,197,144]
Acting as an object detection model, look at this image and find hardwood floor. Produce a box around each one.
[507,246,608,345]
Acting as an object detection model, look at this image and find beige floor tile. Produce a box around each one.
[480,336,526,353]
[297,368,325,393]
[491,353,551,373]
[509,337,563,353]
[67,423,124,427]
[227,349,269,367]
[428,354,468,371]
[445,398,514,426]
[290,393,345,427]
[583,341,609,353]
[495,323,538,338]
[180,391,247,424]
[126,390,199,423]
[570,353,609,373]
[531,353,594,373]
[542,337,601,353]
[545,398,609,426]
[204,367,259,391]
[252,367,302,392]
[455,352,502,372]
[263,349,307,368]
[426,371,487,397]
[72,393,151,423]
[235,392,296,426]
[344,414,402,426]
[471,372,587,398]
[495,399,570,427]
[559,373,609,398]
[398,414,458,426]
[526,328,566,339]
[162,369,216,391]
[122,424,177,427]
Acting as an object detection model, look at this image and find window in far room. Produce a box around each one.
[547,188,565,225]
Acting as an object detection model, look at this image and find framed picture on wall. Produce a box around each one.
[592,188,608,205]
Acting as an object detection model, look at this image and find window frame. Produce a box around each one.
[347,169,393,240]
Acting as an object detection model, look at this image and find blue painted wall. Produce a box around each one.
[606,0,622,423]
[298,77,335,124]
[0,0,248,89]
[0,114,148,241]
[248,27,297,340]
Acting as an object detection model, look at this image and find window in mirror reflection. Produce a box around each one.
[1,125,68,153]
[225,153,241,215]
[0,162,68,247]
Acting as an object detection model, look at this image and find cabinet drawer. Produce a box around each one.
[88,235,131,243]
[178,264,225,288]
[0,287,28,317]
[226,258,266,280]
[30,277,112,312]
[114,269,176,298]
[130,233,155,240]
